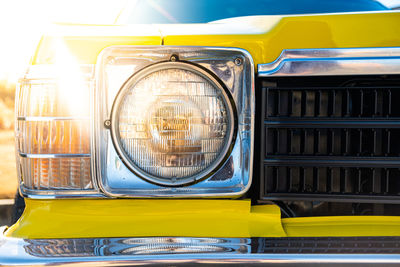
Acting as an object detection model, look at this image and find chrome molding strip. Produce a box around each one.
[17,116,89,121]
[258,47,400,77]
[19,186,103,199]
[19,152,91,158]
[2,236,400,266]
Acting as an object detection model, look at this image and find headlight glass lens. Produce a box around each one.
[113,63,234,185]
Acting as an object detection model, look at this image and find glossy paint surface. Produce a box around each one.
[32,11,400,67]
[5,199,400,238]
[5,199,285,238]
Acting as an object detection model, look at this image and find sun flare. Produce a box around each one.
[0,0,126,84]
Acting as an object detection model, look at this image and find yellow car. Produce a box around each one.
[2,0,400,265]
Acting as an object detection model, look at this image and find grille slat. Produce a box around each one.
[265,128,400,156]
[266,87,400,118]
[260,81,400,203]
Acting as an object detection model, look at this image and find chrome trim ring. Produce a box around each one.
[19,186,103,199]
[109,61,237,187]
[18,152,91,158]
[17,116,89,121]
[258,47,400,76]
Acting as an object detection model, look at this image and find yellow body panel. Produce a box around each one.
[5,199,285,239]
[162,12,400,65]
[5,199,400,238]
[32,11,400,66]
[14,11,400,239]
[283,216,400,237]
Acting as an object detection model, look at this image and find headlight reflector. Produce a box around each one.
[111,62,236,186]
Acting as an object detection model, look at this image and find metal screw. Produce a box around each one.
[107,57,115,64]
[170,55,178,62]
[104,120,111,128]
[234,57,242,66]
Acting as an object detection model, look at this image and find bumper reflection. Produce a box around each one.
[23,237,251,257]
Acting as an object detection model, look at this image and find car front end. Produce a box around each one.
[1,2,400,265]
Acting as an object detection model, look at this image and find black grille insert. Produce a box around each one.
[254,237,400,254]
[266,87,400,118]
[260,79,400,203]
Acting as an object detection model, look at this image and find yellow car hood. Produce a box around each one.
[33,11,400,66]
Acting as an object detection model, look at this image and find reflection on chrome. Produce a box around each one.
[119,244,231,255]
[3,236,400,265]
[121,237,234,244]
[23,237,251,257]
[258,47,400,77]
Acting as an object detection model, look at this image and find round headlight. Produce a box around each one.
[110,62,236,186]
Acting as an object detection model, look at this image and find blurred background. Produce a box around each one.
[0,0,399,202]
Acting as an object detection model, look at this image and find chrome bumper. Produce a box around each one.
[2,230,400,266]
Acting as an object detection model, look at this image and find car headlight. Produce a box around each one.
[111,62,236,186]
[94,47,254,197]
[16,45,254,198]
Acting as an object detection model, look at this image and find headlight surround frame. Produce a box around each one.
[110,61,238,186]
[94,46,254,197]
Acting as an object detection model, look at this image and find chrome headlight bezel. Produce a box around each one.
[109,61,238,187]
[94,46,254,197]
